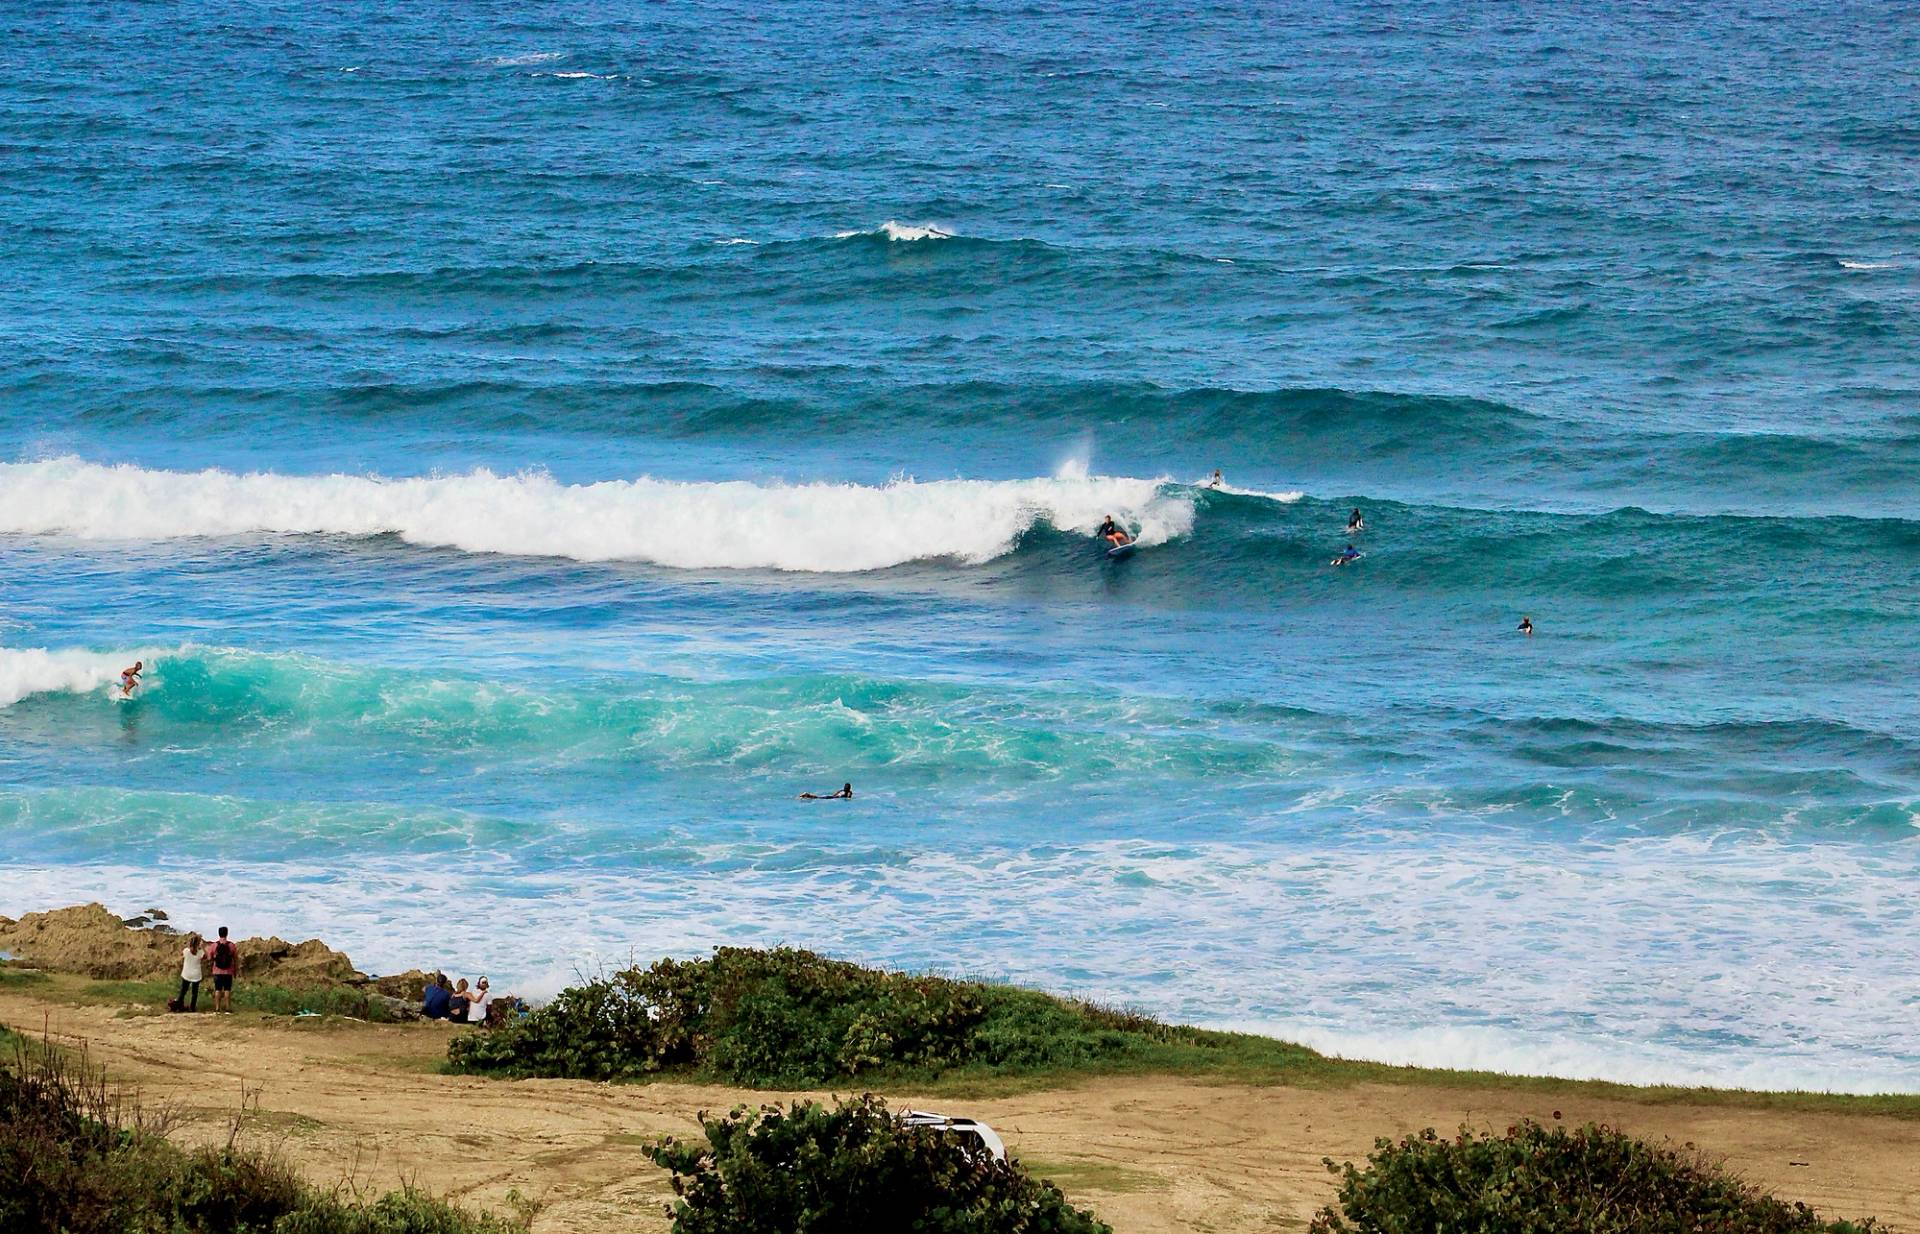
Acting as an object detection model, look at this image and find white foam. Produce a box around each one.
[485,52,564,66]
[0,646,140,708]
[714,237,758,246]
[835,220,955,242]
[0,458,1193,572]
[1839,258,1896,270]
[1202,479,1305,503]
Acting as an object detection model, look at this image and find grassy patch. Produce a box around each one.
[71,978,396,1022]
[442,947,1920,1120]
[1019,1158,1165,1195]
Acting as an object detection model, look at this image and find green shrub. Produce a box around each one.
[448,945,1292,1086]
[646,1094,1109,1234]
[0,1031,517,1234]
[1310,1121,1880,1234]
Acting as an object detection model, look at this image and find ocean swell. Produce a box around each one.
[0,458,1195,572]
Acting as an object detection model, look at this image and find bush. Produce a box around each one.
[1310,1121,1879,1234]
[0,1029,518,1234]
[448,945,1282,1085]
[646,1094,1109,1234]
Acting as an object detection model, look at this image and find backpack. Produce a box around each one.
[213,939,236,970]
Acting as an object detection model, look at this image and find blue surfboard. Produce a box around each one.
[1106,541,1137,560]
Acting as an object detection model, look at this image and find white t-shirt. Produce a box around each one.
[181,947,205,982]
[465,990,491,1023]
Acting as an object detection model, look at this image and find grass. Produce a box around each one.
[4,957,1914,1122]
[69,977,398,1022]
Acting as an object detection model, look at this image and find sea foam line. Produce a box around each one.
[0,458,1193,572]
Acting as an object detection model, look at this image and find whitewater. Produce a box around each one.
[0,458,1195,571]
[5,0,1919,1094]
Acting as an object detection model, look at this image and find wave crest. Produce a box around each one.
[0,459,1194,572]
[0,647,136,708]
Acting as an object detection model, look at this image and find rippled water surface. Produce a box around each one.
[2,1,1917,1090]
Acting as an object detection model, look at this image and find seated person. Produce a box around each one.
[421,973,452,1020]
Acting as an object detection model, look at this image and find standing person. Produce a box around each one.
[176,934,206,1012]
[119,660,143,697]
[208,926,240,1013]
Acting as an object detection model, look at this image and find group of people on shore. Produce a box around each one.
[174,928,240,1012]
[421,972,498,1025]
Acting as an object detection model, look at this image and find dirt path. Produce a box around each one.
[4,987,1914,1232]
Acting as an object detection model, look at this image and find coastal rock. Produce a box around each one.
[372,969,433,1001]
[0,904,368,988]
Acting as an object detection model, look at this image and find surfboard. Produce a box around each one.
[1106,542,1137,560]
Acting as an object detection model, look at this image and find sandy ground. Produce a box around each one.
[3,986,1914,1233]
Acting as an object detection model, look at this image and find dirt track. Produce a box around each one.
[4,987,1914,1232]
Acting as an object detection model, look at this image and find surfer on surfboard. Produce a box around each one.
[118,661,142,697]
[1098,515,1133,548]
[1347,508,1365,534]
[799,782,853,800]
[1331,544,1362,567]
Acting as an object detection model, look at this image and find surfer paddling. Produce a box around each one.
[799,782,854,800]
[1098,515,1133,548]
[118,660,143,697]
[1331,544,1362,567]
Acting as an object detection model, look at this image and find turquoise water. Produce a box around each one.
[2,2,1917,1090]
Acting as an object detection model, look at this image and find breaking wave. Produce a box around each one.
[0,458,1194,572]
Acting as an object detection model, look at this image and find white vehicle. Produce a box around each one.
[900,1109,1007,1162]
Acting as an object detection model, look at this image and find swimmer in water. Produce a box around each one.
[799,782,854,800]
[1517,616,1534,636]
[1097,515,1134,547]
[119,661,142,697]
[1332,544,1362,566]
[1347,508,1365,533]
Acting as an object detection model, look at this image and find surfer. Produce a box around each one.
[119,660,142,697]
[1347,508,1365,534]
[1098,515,1133,547]
[1208,470,1224,489]
[800,782,854,800]
[1518,616,1534,637]
[1331,544,1362,567]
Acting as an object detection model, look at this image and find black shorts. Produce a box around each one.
[213,974,234,992]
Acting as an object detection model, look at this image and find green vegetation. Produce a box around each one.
[1311,1121,1880,1234]
[446,945,1321,1086]
[74,977,399,1022]
[645,1094,1109,1233]
[0,1027,522,1234]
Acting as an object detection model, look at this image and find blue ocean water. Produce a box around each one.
[2,2,1917,1090]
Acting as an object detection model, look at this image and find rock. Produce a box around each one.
[371,969,433,1001]
[146,908,169,921]
[369,992,421,1022]
[0,904,367,988]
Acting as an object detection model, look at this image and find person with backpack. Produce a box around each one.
[208,926,241,1013]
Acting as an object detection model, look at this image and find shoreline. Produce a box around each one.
[1,968,1911,1233]
[2,901,1915,1114]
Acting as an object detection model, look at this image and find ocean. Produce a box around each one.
[2,1,1916,1091]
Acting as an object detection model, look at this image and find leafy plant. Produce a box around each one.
[1310,1120,1880,1234]
[646,1094,1109,1234]
[447,945,1296,1086]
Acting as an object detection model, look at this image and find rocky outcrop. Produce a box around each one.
[0,903,366,988]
